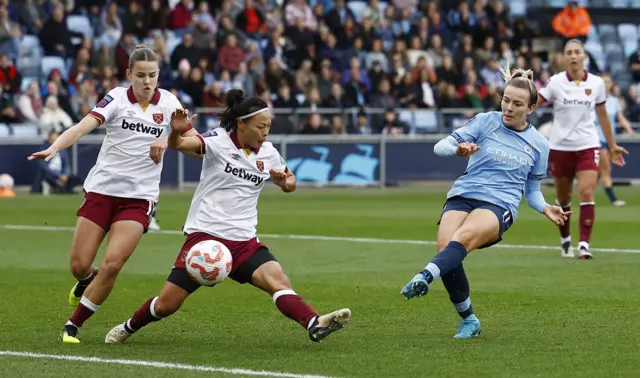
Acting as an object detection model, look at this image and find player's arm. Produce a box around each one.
[524,144,569,226]
[596,103,618,148]
[524,143,550,213]
[271,168,296,193]
[181,128,205,158]
[167,128,205,155]
[434,114,485,157]
[28,115,100,161]
[616,112,636,135]
[536,76,553,108]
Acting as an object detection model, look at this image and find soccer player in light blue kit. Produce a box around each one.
[401,63,571,339]
[595,73,635,207]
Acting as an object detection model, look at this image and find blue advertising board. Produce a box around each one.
[1,139,638,187]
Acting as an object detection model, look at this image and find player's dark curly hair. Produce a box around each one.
[216,89,268,131]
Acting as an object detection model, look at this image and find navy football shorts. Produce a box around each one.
[438,196,514,249]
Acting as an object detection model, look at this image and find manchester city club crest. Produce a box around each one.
[524,144,533,154]
[153,113,164,124]
[256,160,264,172]
[585,88,592,96]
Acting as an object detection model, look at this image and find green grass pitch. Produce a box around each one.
[1,186,639,378]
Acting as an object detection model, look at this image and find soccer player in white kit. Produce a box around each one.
[28,45,201,343]
[536,39,628,259]
[104,89,351,345]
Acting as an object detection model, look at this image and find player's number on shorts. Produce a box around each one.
[594,150,600,166]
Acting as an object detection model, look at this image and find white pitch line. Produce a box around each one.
[2,224,640,254]
[0,350,336,378]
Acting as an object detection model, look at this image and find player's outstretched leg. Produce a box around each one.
[105,278,193,344]
[553,177,574,258]
[61,221,144,344]
[402,209,499,301]
[67,217,106,306]
[576,170,597,260]
[441,264,481,339]
[250,258,350,343]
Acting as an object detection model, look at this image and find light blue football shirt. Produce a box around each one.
[446,111,550,220]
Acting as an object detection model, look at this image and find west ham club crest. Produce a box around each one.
[585,88,592,96]
[256,161,264,172]
[153,113,164,124]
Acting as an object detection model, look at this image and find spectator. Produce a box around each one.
[19,0,47,36]
[217,34,246,75]
[100,2,123,47]
[18,81,42,124]
[39,4,74,57]
[31,129,83,195]
[0,84,17,123]
[0,54,20,93]
[145,0,169,32]
[236,0,266,39]
[552,0,591,43]
[170,0,192,30]
[40,96,73,134]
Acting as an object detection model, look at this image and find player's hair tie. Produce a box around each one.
[236,107,269,120]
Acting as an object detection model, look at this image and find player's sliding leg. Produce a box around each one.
[249,258,351,343]
[576,170,598,259]
[441,265,480,339]
[600,149,625,207]
[105,278,193,344]
[67,217,106,307]
[554,176,574,258]
[61,220,144,344]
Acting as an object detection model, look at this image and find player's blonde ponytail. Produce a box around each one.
[497,55,538,106]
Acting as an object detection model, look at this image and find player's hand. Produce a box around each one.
[27,147,58,162]
[456,142,480,157]
[150,139,168,164]
[609,144,629,167]
[269,169,287,188]
[170,109,198,133]
[543,205,571,227]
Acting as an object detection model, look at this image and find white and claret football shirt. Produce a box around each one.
[538,71,606,151]
[85,86,193,202]
[183,129,288,241]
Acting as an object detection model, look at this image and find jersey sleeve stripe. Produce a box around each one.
[451,132,464,143]
[180,123,194,136]
[195,134,205,155]
[596,100,606,105]
[528,172,546,180]
[88,111,105,125]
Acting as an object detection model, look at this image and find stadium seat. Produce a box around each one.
[0,123,9,137]
[347,1,367,22]
[19,35,42,58]
[66,15,93,39]
[16,57,40,77]
[510,0,527,16]
[19,76,37,92]
[412,110,438,134]
[584,40,604,58]
[396,110,413,128]
[624,40,637,57]
[611,0,630,6]
[587,26,600,43]
[41,56,68,80]
[10,123,40,137]
[618,24,637,42]
[548,0,569,6]
[632,0,640,7]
